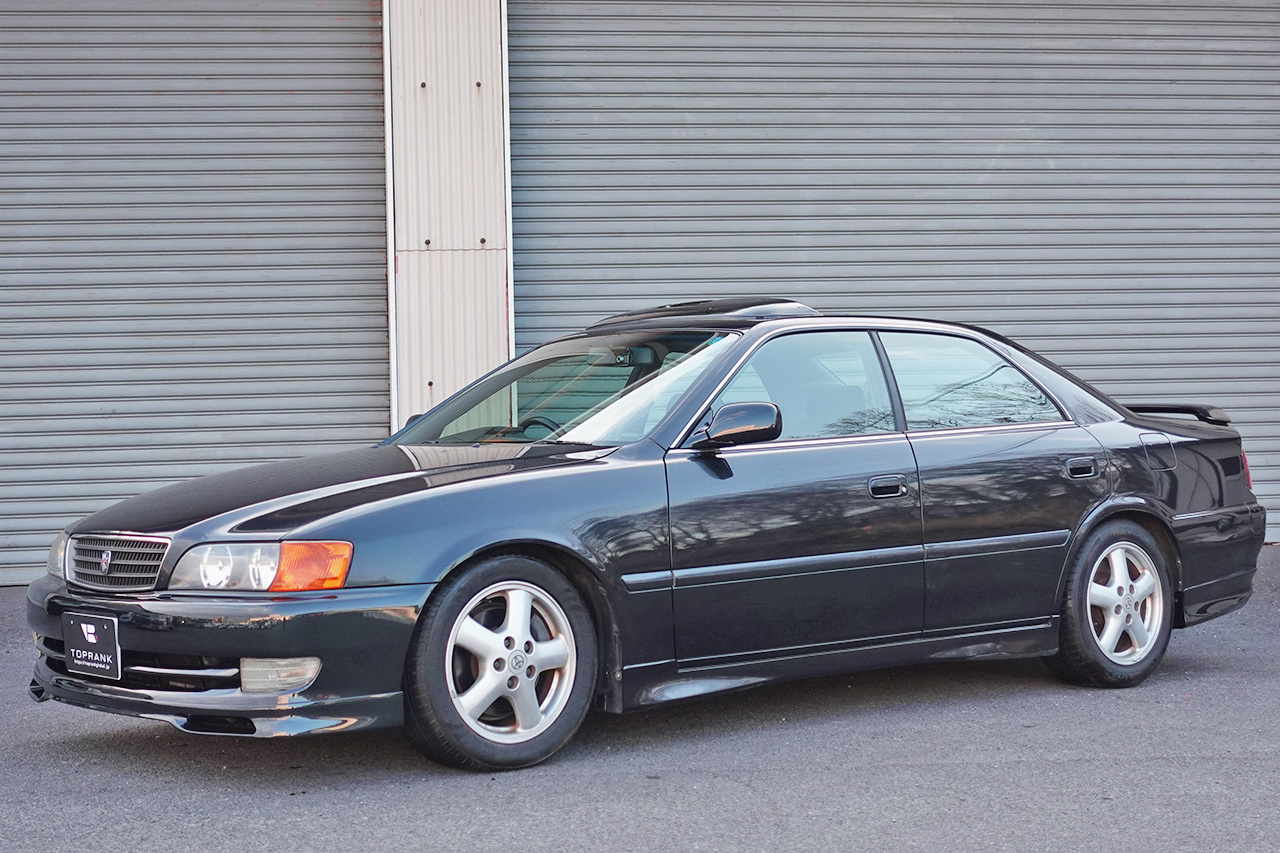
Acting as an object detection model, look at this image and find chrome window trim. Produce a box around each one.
[669,323,1078,450]
[667,420,1078,457]
[902,420,1078,440]
[666,430,910,457]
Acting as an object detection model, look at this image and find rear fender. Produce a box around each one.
[1054,497,1184,611]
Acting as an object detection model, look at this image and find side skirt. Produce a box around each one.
[618,619,1059,710]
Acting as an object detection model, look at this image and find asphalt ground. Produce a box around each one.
[3,548,1277,853]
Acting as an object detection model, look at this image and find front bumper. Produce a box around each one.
[27,574,432,736]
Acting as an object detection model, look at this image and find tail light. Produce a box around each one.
[1243,451,1253,490]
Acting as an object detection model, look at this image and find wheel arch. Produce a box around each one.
[1057,500,1185,621]
[428,539,625,713]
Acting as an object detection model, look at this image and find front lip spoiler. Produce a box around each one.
[30,658,403,736]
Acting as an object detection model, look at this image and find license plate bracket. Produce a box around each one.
[62,613,122,681]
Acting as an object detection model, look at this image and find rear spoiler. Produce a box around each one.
[1125,403,1232,427]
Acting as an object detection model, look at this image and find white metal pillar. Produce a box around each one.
[386,0,513,427]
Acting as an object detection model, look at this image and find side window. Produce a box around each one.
[713,363,768,407]
[710,331,896,441]
[878,332,1063,430]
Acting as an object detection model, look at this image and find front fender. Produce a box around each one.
[286,443,675,676]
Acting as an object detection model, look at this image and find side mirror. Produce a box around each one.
[689,402,782,451]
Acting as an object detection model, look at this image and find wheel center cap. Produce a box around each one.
[509,651,527,671]
[1124,595,1134,611]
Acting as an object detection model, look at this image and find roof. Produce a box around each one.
[583,297,1008,343]
[587,298,822,330]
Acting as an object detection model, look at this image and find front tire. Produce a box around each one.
[1044,521,1173,688]
[404,554,597,770]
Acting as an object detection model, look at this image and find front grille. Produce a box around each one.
[68,534,169,592]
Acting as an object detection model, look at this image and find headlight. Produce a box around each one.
[46,531,69,578]
[170,543,278,590]
[169,541,353,592]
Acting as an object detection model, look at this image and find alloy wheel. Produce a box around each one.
[444,580,577,744]
[1086,541,1165,665]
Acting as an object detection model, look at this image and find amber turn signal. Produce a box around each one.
[269,541,353,592]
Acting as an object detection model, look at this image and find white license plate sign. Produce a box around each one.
[62,613,122,680]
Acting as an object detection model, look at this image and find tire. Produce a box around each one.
[403,554,597,770]
[1044,520,1173,688]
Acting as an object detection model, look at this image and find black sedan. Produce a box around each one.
[28,298,1266,770]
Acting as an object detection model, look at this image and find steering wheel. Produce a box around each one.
[518,415,561,434]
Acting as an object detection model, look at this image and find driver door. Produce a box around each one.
[664,330,925,666]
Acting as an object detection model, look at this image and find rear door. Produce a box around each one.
[878,331,1111,632]
[665,330,924,666]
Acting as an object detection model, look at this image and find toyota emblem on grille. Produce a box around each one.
[99,550,113,573]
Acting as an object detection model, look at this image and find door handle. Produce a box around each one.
[1067,456,1098,479]
[868,475,909,499]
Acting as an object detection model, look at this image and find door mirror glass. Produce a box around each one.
[690,402,783,450]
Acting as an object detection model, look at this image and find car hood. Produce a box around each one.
[68,442,610,536]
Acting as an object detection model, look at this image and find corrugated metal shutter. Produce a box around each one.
[507,0,1280,539]
[0,2,388,583]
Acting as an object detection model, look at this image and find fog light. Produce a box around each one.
[240,657,322,693]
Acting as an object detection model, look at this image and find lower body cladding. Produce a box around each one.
[26,575,431,736]
[618,618,1062,708]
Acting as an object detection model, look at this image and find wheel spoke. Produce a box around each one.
[530,635,570,672]
[1079,538,1166,667]
[457,670,505,721]
[1108,548,1131,588]
[502,587,533,641]
[442,577,580,746]
[454,616,506,660]
[1132,570,1157,604]
[509,681,544,731]
[1088,581,1122,609]
[1097,612,1124,654]
[1127,616,1151,650]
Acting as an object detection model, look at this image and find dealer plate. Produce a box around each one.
[62,613,122,680]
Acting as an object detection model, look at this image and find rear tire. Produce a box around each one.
[403,554,597,770]
[1044,520,1173,688]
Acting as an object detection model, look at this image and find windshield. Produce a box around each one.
[392,330,737,447]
